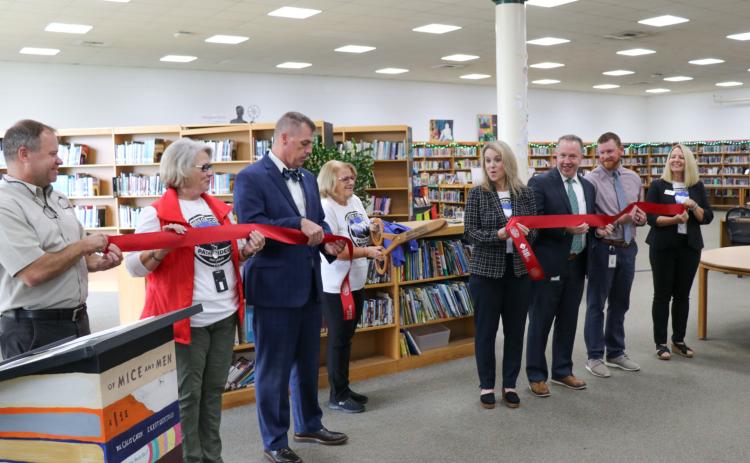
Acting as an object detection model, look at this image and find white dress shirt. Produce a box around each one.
[560,170,587,250]
[267,150,306,218]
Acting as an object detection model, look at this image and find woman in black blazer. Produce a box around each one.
[465,140,537,409]
[645,144,713,360]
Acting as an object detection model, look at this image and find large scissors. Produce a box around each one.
[370,218,448,275]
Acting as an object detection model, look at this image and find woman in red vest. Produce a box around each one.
[125,138,265,463]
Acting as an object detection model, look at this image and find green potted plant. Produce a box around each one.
[303,139,376,206]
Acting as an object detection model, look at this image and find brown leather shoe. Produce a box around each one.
[528,381,550,397]
[550,375,587,390]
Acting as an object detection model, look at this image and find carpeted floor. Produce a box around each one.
[85,210,748,462]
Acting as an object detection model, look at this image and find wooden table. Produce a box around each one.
[698,247,750,339]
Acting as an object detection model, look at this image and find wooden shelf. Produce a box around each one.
[364,282,395,289]
[365,187,408,191]
[399,336,475,372]
[398,273,469,286]
[68,195,115,200]
[401,314,473,329]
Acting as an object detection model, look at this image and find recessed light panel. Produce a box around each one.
[268,7,321,19]
[20,47,60,55]
[689,58,724,65]
[205,35,249,44]
[617,49,656,56]
[335,45,376,53]
[277,62,312,69]
[530,62,564,69]
[461,74,491,80]
[376,68,409,74]
[160,55,197,62]
[638,15,689,27]
[593,85,620,89]
[442,54,479,61]
[716,82,742,87]
[603,70,634,76]
[727,32,750,41]
[526,0,578,7]
[527,37,569,46]
[664,76,693,82]
[45,23,92,34]
[646,89,671,93]
[413,24,461,34]
[532,79,561,85]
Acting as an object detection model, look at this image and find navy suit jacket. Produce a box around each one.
[528,168,597,279]
[234,154,334,308]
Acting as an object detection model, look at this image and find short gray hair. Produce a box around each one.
[160,138,213,190]
[557,134,584,153]
[274,111,316,140]
[3,119,56,162]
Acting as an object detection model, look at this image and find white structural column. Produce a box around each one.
[493,0,529,183]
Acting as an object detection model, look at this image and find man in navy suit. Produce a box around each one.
[525,135,614,398]
[234,112,348,463]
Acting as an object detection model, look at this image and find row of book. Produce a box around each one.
[413,196,431,207]
[723,167,747,174]
[415,146,478,157]
[698,156,722,164]
[721,178,750,186]
[714,189,741,197]
[365,258,391,285]
[254,139,272,160]
[725,144,750,153]
[365,196,391,216]
[442,172,472,184]
[209,173,235,195]
[651,146,671,154]
[415,160,450,170]
[358,293,395,328]
[651,167,664,175]
[725,156,750,164]
[636,167,649,175]
[441,191,464,202]
[113,173,166,196]
[529,159,551,168]
[51,174,101,197]
[115,139,166,164]
[414,172,440,186]
[204,140,236,162]
[57,143,89,165]
[650,156,667,164]
[119,205,145,228]
[530,147,552,156]
[225,357,254,391]
[73,205,106,229]
[442,205,465,218]
[622,157,646,165]
[398,239,471,282]
[454,159,480,169]
[700,145,724,154]
[338,140,407,160]
[399,280,473,326]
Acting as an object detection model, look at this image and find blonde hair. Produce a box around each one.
[160,138,213,190]
[480,141,525,196]
[318,160,357,198]
[661,144,698,187]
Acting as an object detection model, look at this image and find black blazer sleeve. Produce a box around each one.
[520,186,539,244]
[645,179,664,227]
[695,182,713,225]
[528,175,564,239]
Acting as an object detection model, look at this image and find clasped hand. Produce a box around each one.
[498,224,529,241]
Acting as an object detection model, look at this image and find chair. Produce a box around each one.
[726,207,750,245]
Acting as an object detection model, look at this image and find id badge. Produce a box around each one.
[608,245,617,269]
[213,269,229,292]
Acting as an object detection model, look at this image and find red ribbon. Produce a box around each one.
[107,224,356,320]
[505,202,688,280]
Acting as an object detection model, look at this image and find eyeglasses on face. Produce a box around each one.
[337,175,357,183]
[194,164,213,172]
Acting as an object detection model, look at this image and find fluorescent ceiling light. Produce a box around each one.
[603,70,634,76]
[530,62,564,69]
[20,47,60,55]
[617,48,656,56]
[413,24,461,34]
[593,84,620,89]
[160,55,197,62]
[376,68,409,74]
[205,35,249,44]
[45,23,92,34]
[335,45,375,53]
[526,0,578,7]
[461,74,491,80]
[664,76,693,82]
[646,89,671,93]
[638,15,689,27]
[268,7,321,19]
[716,82,743,87]
[689,58,724,65]
[533,79,561,85]
[442,54,479,61]
[277,62,311,69]
[527,37,569,46]
[727,32,750,41]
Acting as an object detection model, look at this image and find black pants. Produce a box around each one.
[526,254,586,382]
[470,259,531,390]
[321,289,365,402]
[649,235,701,345]
[0,312,91,360]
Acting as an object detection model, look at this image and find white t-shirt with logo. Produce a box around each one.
[498,191,513,254]
[321,195,371,292]
[673,181,688,235]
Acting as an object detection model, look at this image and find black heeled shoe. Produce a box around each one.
[502,389,520,409]
[656,344,671,360]
[672,342,694,358]
[480,392,495,409]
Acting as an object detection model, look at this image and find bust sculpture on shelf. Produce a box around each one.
[230,105,246,123]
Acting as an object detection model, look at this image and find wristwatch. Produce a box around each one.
[240,248,255,259]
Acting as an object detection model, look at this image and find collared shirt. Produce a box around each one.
[585,164,643,241]
[0,175,88,312]
[267,150,306,218]
[560,169,587,250]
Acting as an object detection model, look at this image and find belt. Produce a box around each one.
[569,253,580,260]
[2,304,87,322]
[601,238,634,248]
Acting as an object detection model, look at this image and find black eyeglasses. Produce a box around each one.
[194,163,213,172]
[3,175,72,220]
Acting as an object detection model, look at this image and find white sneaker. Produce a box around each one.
[585,359,611,378]
[605,354,640,371]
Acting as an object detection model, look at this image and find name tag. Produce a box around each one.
[664,190,675,196]
[551,276,560,281]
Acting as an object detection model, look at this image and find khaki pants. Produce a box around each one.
[175,313,237,463]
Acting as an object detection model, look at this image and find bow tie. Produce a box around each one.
[282,168,301,183]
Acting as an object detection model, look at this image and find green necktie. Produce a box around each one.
[567,178,583,255]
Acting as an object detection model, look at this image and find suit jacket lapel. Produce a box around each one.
[582,176,596,214]
[300,170,315,218]
[550,168,573,215]
[262,154,301,216]
[489,184,507,225]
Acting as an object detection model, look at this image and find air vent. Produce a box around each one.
[72,40,113,47]
[604,31,655,40]
[430,64,465,69]
[627,81,654,85]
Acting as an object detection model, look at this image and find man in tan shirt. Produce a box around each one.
[0,120,122,360]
